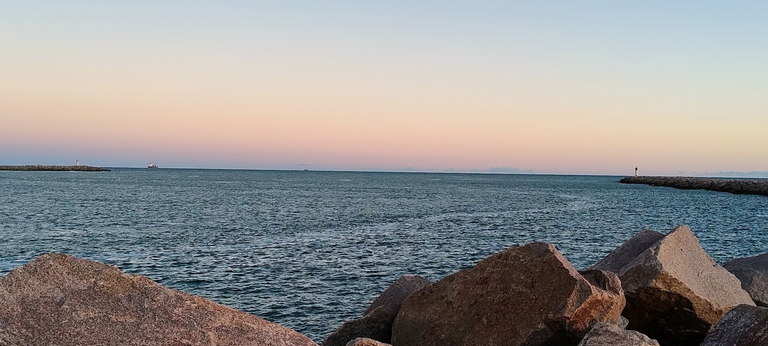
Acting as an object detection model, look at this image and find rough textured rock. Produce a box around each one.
[363,275,430,316]
[700,304,768,346]
[321,305,397,346]
[620,176,768,197]
[724,253,768,307]
[391,242,625,346]
[577,322,659,346]
[589,230,664,272]
[618,316,630,329]
[596,225,754,346]
[0,253,317,346]
[344,338,391,346]
[322,275,429,346]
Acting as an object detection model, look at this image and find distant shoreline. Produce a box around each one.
[620,176,768,197]
[0,165,111,172]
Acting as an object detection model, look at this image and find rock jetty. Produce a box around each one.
[2,225,768,346]
[620,176,768,196]
[0,165,110,172]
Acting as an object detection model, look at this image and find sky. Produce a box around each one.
[1,1,766,175]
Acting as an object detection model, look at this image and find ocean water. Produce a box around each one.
[1,169,767,342]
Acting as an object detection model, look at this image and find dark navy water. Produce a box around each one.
[1,169,767,342]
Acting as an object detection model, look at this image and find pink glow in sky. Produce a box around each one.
[1,2,767,175]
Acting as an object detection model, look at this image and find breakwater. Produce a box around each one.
[0,165,110,172]
[620,176,768,197]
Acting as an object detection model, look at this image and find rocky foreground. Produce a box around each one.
[0,165,110,172]
[620,176,768,197]
[1,225,767,346]
[0,253,315,346]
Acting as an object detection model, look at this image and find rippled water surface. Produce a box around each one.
[1,169,767,341]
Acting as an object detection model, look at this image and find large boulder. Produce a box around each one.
[577,322,659,346]
[0,253,317,346]
[591,225,754,346]
[363,275,430,316]
[700,304,768,346]
[320,305,397,346]
[391,242,625,346]
[322,275,430,346]
[589,230,664,272]
[344,338,391,346]
[724,253,768,307]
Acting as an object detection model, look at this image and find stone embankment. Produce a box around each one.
[1,225,767,345]
[0,165,110,172]
[620,176,768,196]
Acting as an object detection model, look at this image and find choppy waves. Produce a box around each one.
[0,170,766,342]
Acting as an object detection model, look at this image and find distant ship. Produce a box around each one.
[148,162,158,169]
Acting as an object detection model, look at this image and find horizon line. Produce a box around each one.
[34,165,768,178]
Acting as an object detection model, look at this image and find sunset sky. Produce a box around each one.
[1,1,766,175]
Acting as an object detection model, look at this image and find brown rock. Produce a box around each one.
[320,305,397,346]
[0,253,317,346]
[577,322,659,346]
[344,338,391,346]
[363,275,430,316]
[700,304,768,346]
[391,242,625,346]
[589,229,664,272]
[598,225,754,346]
[724,253,768,307]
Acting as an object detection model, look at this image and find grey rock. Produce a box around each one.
[344,338,391,346]
[618,316,630,329]
[701,304,768,346]
[321,305,397,346]
[577,322,659,346]
[589,229,664,272]
[363,275,430,316]
[724,253,768,307]
[391,242,625,346]
[0,253,317,346]
[595,225,754,346]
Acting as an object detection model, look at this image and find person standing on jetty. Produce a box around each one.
[635,167,638,177]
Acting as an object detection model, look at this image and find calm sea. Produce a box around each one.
[1,169,767,341]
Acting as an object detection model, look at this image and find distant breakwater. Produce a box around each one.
[620,176,768,197]
[0,165,110,172]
